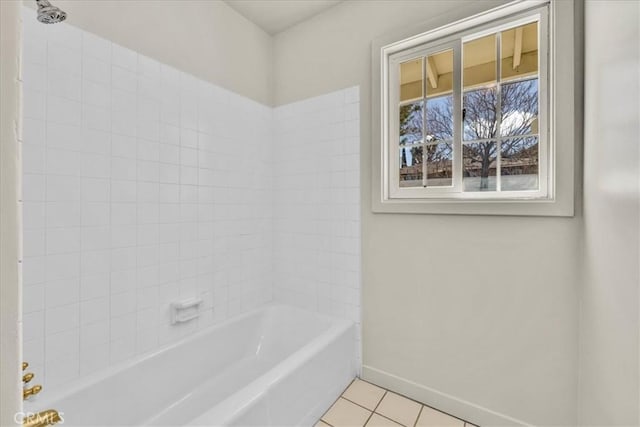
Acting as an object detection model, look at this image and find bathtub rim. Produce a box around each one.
[27,303,350,411]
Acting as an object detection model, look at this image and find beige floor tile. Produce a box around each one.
[375,392,422,426]
[416,406,464,427]
[366,413,404,427]
[342,379,387,410]
[322,397,372,427]
[315,422,331,427]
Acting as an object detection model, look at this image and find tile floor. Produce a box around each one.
[317,378,477,427]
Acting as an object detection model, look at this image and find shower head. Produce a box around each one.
[35,0,67,24]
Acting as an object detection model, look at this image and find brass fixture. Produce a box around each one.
[19,363,61,426]
[22,409,61,427]
[23,385,42,400]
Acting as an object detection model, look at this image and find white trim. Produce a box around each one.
[371,0,578,216]
[0,1,24,425]
[362,365,534,427]
[461,12,541,43]
[382,0,548,56]
[496,30,503,192]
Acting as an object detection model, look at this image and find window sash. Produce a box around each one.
[385,5,549,201]
[390,39,460,196]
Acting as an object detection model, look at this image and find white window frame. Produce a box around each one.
[371,0,581,216]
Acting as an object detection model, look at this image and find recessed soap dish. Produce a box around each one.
[170,298,203,325]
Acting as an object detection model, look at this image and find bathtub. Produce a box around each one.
[27,305,357,426]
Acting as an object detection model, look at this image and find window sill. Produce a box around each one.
[372,196,574,217]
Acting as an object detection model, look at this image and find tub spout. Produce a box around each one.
[23,409,61,427]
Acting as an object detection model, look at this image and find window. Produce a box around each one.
[372,1,580,216]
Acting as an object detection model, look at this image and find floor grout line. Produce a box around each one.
[356,391,387,427]
[372,411,407,426]
[421,401,471,425]
[373,389,418,427]
[362,411,375,426]
[364,389,387,426]
[341,395,379,413]
[413,404,424,427]
[376,385,472,426]
[320,378,359,426]
[372,390,387,413]
[319,376,477,427]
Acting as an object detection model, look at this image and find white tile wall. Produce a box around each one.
[272,88,362,359]
[22,9,273,390]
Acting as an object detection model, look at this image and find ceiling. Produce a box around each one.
[224,0,343,35]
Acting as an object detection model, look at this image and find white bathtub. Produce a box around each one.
[27,305,356,426]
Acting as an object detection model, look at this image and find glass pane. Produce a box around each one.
[463,141,497,191]
[501,78,538,137]
[400,147,423,187]
[426,49,453,97]
[463,87,497,141]
[501,137,539,191]
[463,34,496,89]
[399,101,423,146]
[426,143,453,187]
[501,22,538,81]
[426,95,453,142]
[400,58,423,102]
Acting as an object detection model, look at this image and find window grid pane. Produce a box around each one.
[461,21,540,193]
[501,136,539,191]
[426,143,453,187]
[400,58,423,102]
[399,147,424,187]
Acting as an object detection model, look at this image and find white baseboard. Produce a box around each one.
[361,365,533,427]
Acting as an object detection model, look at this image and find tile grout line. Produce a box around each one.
[361,403,375,427]
[372,411,408,427]
[78,26,85,380]
[413,404,424,427]
[363,389,387,426]
[421,401,472,426]
[341,377,477,427]
[371,389,416,427]
[373,383,474,426]
[340,395,378,413]
[372,398,416,427]
[41,21,50,384]
[320,377,358,426]
[105,38,114,373]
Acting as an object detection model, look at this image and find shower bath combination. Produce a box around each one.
[17,0,363,425]
[35,0,66,24]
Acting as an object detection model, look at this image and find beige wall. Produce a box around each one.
[24,0,273,105]
[1,1,23,425]
[580,1,640,425]
[274,1,580,425]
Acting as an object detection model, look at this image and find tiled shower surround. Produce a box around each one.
[273,92,361,342]
[21,10,360,390]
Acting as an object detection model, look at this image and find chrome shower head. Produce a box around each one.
[35,0,67,24]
